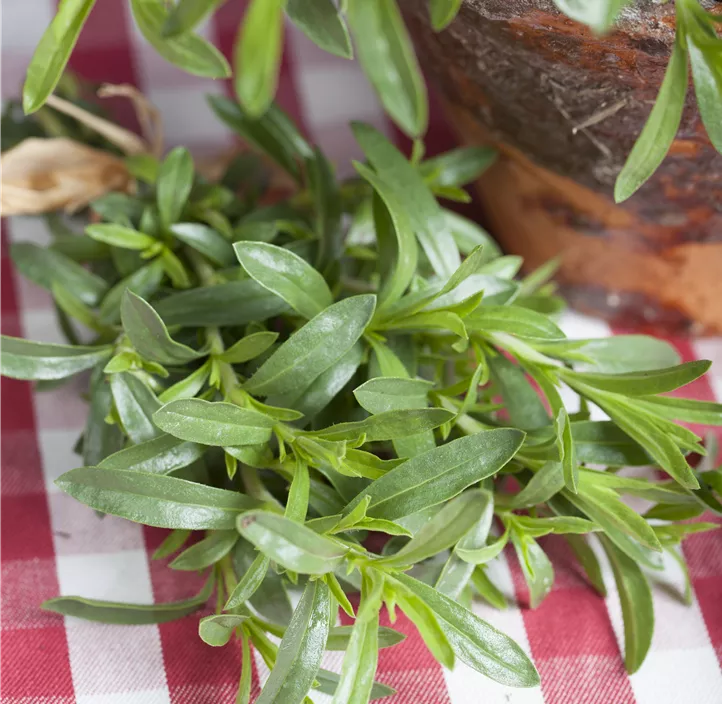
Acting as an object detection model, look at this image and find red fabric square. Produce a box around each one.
[1,429,45,497]
[0,627,73,698]
[539,654,635,704]
[1,494,56,561]
[1,557,63,630]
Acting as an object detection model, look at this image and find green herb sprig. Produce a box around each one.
[3,95,721,702]
[19,0,722,202]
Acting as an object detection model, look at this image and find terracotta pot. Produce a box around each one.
[403,0,722,334]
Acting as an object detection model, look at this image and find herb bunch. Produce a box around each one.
[21,0,722,203]
[2,94,722,702]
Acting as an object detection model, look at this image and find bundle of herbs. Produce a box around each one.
[3,94,722,702]
[3,0,722,701]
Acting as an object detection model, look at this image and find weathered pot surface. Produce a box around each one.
[404,0,722,334]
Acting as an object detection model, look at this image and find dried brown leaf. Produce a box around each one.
[1,138,132,215]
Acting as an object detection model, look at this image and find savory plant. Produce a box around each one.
[20,0,722,202]
[2,91,722,703]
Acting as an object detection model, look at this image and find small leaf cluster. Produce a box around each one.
[615,0,722,201]
[20,0,722,202]
[3,97,722,702]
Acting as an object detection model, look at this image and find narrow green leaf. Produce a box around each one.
[327,625,406,651]
[156,280,289,327]
[561,360,710,396]
[553,0,630,33]
[421,145,495,185]
[86,224,156,250]
[347,0,427,138]
[510,526,554,609]
[285,461,310,523]
[344,428,524,520]
[234,241,333,319]
[170,530,238,570]
[219,331,278,364]
[110,372,162,444]
[688,38,722,153]
[11,242,108,305]
[513,515,598,537]
[471,566,507,610]
[98,433,204,474]
[652,521,719,545]
[354,374,434,459]
[152,528,191,560]
[588,395,699,490]
[325,572,356,618]
[122,291,203,365]
[272,342,363,419]
[208,95,311,182]
[574,479,662,552]
[429,0,464,30]
[555,408,578,492]
[84,367,124,466]
[467,305,565,341]
[0,336,112,381]
[99,259,165,325]
[632,395,722,425]
[379,491,490,567]
[435,553,475,600]
[566,534,607,596]
[396,586,455,669]
[355,165,418,311]
[286,0,352,58]
[456,530,509,566]
[313,669,396,701]
[153,399,275,446]
[566,421,649,467]
[42,576,212,624]
[199,613,248,647]
[170,223,235,266]
[332,572,384,704]
[245,295,376,397]
[224,552,270,610]
[256,580,330,704]
[354,377,432,414]
[159,361,212,403]
[52,282,106,333]
[614,37,688,202]
[393,573,540,686]
[157,147,194,228]
[233,539,293,624]
[234,0,285,117]
[307,148,344,271]
[56,468,259,529]
[489,354,550,431]
[130,0,230,78]
[162,0,225,37]
[237,510,349,574]
[512,462,566,509]
[540,335,681,373]
[331,495,371,533]
[600,536,654,674]
[309,407,452,442]
[352,123,459,277]
[23,0,97,113]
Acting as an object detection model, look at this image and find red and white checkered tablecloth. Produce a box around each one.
[2,2,722,702]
